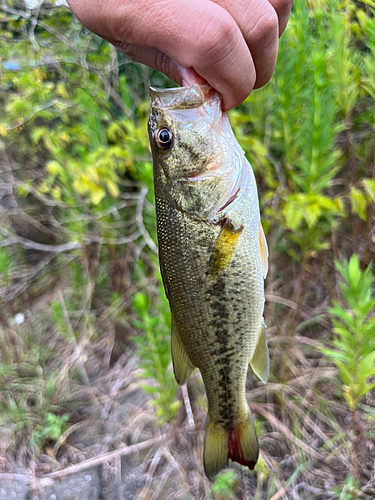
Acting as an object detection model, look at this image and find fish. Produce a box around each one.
[148,84,269,478]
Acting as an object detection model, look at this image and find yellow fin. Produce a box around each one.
[203,408,259,478]
[259,222,269,279]
[210,221,243,277]
[249,321,269,384]
[171,318,195,385]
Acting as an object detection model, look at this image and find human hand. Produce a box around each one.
[67,0,293,111]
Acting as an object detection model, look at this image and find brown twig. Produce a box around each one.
[45,435,168,479]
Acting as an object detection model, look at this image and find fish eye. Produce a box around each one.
[155,127,173,150]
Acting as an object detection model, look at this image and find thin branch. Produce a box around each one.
[0,230,142,252]
[5,99,67,131]
[265,293,331,329]
[58,290,92,389]
[3,254,76,302]
[251,403,325,460]
[5,98,112,131]
[11,181,68,208]
[181,384,195,429]
[150,465,173,500]
[44,435,167,479]
[135,186,158,254]
[102,230,142,245]
[0,235,81,252]
[269,486,288,500]
[138,443,164,500]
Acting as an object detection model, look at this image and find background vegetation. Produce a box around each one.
[0,0,374,498]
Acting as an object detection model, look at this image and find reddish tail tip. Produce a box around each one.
[228,427,256,470]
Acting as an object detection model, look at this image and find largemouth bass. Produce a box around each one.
[148,84,269,478]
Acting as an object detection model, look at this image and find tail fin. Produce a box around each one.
[203,408,259,478]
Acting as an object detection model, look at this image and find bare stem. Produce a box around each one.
[352,408,359,489]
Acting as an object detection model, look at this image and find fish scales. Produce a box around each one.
[148,85,269,478]
[155,194,262,419]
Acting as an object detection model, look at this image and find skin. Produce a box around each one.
[67,0,293,111]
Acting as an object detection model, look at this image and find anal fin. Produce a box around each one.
[171,318,195,385]
[249,320,269,383]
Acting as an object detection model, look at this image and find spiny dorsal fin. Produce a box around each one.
[249,320,269,383]
[171,318,195,385]
[259,222,269,279]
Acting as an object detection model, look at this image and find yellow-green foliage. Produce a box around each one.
[0,5,151,208]
[230,0,375,260]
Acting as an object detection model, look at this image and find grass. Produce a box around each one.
[0,250,374,498]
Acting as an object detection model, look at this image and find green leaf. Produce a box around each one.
[336,362,353,385]
[349,187,368,221]
[363,178,375,202]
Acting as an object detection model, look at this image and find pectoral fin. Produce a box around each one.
[171,318,195,385]
[249,321,269,383]
[210,220,243,277]
[259,222,269,279]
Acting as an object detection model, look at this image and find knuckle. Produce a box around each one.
[272,0,294,14]
[110,3,140,45]
[191,14,236,67]
[251,7,279,42]
[114,41,138,60]
[154,51,172,76]
[111,22,136,46]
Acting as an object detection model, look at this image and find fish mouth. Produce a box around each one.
[149,84,212,110]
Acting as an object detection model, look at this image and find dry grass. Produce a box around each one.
[1,256,374,499]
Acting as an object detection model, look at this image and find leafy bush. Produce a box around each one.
[323,255,375,411]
